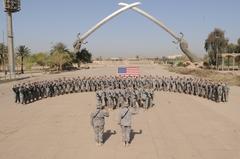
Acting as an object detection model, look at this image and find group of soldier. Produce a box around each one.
[155,76,229,102]
[13,76,229,104]
[96,88,154,110]
[91,101,137,147]
[89,76,229,147]
[12,75,229,105]
[11,75,230,147]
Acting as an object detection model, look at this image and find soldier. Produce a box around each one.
[118,101,137,146]
[90,104,109,146]
[117,90,125,108]
[106,89,114,110]
[222,83,229,102]
[12,84,20,103]
[20,84,27,104]
[207,82,213,100]
[148,88,155,107]
[141,89,149,110]
[186,79,191,94]
[96,91,103,106]
[111,90,118,109]
[217,83,223,102]
[130,90,138,109]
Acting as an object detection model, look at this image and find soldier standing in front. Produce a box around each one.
[90,104,109,146]
[118,101,137,146]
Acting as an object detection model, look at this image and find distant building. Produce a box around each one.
[167,54,184,60]
[109,57,123,61]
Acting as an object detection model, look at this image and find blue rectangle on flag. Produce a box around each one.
[118,67,126,74]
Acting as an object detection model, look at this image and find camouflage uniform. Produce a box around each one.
[90,105,109,145]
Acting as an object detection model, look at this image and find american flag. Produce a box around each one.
[118,66,140,76]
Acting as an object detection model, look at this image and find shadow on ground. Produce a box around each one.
[103,130,117,144]
[130,129,142,144]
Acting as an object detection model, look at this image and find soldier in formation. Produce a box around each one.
[96,88,154,110]
[12,75,229,104]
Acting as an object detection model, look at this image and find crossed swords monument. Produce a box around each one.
[73,2,201,64]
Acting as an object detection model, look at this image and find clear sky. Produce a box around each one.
[0,0,239,58]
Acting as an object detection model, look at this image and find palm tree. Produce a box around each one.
[16,45,30,74]
[0,43,8,72]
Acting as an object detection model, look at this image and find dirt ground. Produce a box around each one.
[0,64,240,159]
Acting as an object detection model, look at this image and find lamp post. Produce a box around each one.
[3,0,21,79]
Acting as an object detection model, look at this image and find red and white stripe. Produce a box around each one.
[125,67,140,76]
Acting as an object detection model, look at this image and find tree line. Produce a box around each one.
[1,28,240,74]
[0,42,92,74]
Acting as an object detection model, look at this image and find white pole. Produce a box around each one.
[7,12,15,79]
